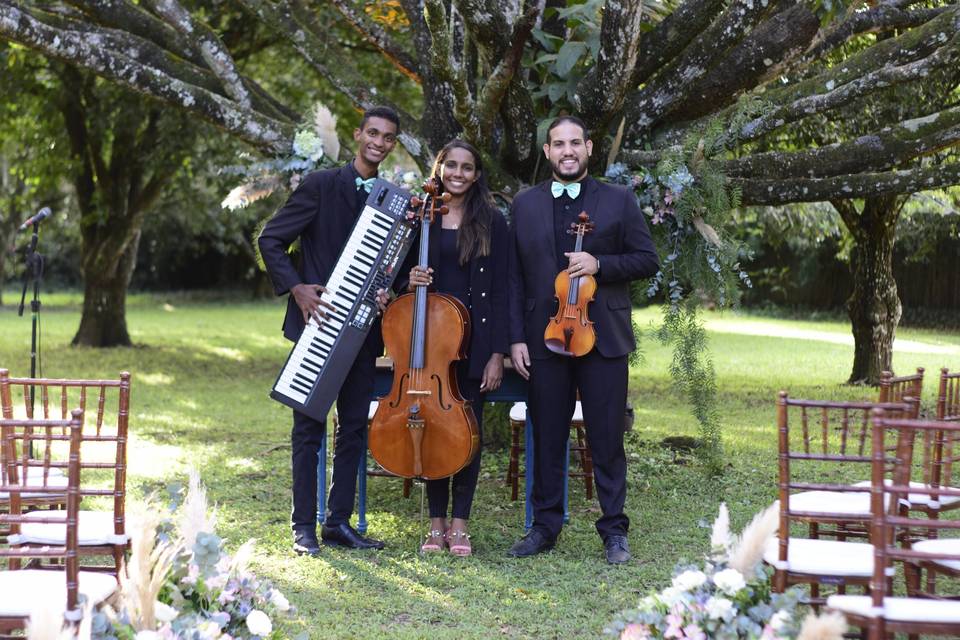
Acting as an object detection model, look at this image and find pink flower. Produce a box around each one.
[683,624,706,640]
[664,614,684,638]
[621,623,650,640]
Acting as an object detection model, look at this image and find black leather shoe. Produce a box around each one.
[292,529,321,557]
[321,523,385,550]
[604,535,631,565]
[507,530,555,558]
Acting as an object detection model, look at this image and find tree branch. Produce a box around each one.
[579,0,646,130]
[667,2,819,122]
[736,25,960,144]
[328,0,420,81]
[736,162,960,205]
[476,7,538,142]
[629,0,726,88]
[624,0,783,137]
[424,0,476,138]
[724,105,960,179]
[805,3,948,62]
[62,0,204,66]
[146,0,252,109]
[236,0,433,167]
[0,2,294,154]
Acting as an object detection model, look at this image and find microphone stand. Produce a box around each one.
[17,222,44,417]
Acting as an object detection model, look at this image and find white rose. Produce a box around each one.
[671,570,707,592]
[154,601,178,623]
[269,589,291,612]
[705,597,734,620]
[660,586,684,605]
[770,610,791,631]
[246,610,273,637]
[135,632,161,640]
[713,568,747,595]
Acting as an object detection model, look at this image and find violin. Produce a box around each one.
[368,179,479,479]
[544,211,596,357]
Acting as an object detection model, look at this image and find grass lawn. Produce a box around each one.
[1,291,958,639]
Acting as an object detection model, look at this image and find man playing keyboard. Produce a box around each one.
[258,106,401,555]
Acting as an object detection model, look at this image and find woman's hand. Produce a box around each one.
[480,353,504,392]
[408,266,434,291]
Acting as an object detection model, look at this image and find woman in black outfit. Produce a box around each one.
[406,140,509,555]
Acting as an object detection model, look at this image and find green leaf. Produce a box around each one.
[531,28,563,53]
[547,82,566,103]
[554,41,587,78]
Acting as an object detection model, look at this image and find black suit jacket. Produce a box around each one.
[396,212,511,379]
[507,178,659,360]
[257,163,384,353]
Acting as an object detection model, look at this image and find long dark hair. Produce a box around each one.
[431,140,495,266]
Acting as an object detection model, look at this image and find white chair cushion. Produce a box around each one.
[8,510,128,546]
[0,569,117,617]
[0,473,69,499]
[827,594,960,623]
[509,401,583,422]
[853,479,960,509]
[913,538,960,571]
[789,490,872,516]
[763,536,876,577]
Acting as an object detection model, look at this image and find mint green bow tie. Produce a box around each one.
[551,181,581,199]
[355,176,376,193]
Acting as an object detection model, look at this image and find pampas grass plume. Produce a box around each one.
[231,538,257,574]
[313,103,340,161]
[728,501,779,574]
[179,467,217,550]
[121,503,177,631]
[710,502,732,552]
[796,611,847,640]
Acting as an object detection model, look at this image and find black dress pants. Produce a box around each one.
[526,349,629,541]
[426,366,484,520]
[290,344,376,532]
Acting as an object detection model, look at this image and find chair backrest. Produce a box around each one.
[776,393,916,536]
[868,413,960,635]
[0,410,83,614]
[0,369,130,538]
[877,368,924,418]
[938,367,960,422]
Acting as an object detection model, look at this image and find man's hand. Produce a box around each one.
[480,353,504,392]
[291,283,335,326]
[510,342,531,381]
[408,265,433,291]
[564,251,599,277]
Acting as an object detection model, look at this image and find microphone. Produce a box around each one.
[18,207,52,232]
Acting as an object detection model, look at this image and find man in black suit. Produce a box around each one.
[507,115,659,564]
[258,106,400,555]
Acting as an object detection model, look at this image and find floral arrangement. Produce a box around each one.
[220,103,341,210]
[605,503,846,640]
[605,157,750,311]
[27,470,296,640]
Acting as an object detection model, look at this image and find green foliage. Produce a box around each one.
[654,305,722,474]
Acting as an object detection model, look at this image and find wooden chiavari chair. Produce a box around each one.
[0,410,117,634]
[0,369,131,575]
[827,412,960,639]
[765,393,916,606]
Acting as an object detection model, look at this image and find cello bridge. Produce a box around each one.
[406,389,432,396]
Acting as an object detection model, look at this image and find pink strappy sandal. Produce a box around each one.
[421,529,446,553]
[447,529,472,557]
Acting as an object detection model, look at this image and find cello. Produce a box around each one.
[368,179,479,479]
[544,211,596,357]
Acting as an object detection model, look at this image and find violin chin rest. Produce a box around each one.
[544,339,574,357]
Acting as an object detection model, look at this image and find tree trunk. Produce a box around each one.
[72,230,140,347]
[835,195,903,385]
